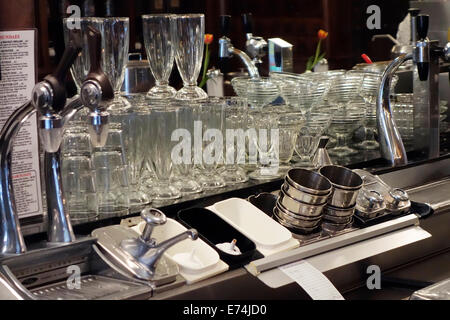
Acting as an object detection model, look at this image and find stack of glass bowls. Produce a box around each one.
[271,70,344,115]
[231,76,280,109]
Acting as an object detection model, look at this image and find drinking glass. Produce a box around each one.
[220,97,249,184]
[247,104,282,181]
[327,105,365,157]
[61,155,98,222]
[61,126,93,157]
[93,151,130,217]
[170,102,203,194]
[142,14,177,100]
[145,105,181,200]
[294,112,332,169]
[171,14,208,100]
[63,17,130,111]
[63,17,104,90]
[102,17,130,111]
[231,76,280,109]
[121,105,152,210]
[196,98,227,189]
[276,110,305,173]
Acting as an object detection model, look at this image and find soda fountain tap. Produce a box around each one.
[218,15,260,78]
[0,30,83,253]
[377,14,450,166]
[80,26,114,148]
[241,13,267,68]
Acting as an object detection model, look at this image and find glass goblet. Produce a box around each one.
[171,14,208,100]
[142,14,177,100]
[102,17,131,111]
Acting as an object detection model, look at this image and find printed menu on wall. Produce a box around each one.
[0,29,43,219]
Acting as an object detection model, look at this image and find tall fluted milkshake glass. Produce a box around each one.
[142,14,177,100]
[171,14,208,100]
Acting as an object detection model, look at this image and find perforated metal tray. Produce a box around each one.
[30,275,151,300]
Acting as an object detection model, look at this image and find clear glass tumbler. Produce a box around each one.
[170,101,203,194]
[171,14,208,100]
[121,105,152,210]
[61,155,98,222]
[220,97,249,184]
[142,14,177,100]
[93,151,130,217]
[196,98,227,189]
[145,104,182,200]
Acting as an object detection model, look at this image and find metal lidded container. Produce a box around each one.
[121,53,154,95]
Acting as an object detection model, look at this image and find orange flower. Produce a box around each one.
[204,34,213,45]
[318,29,328,40]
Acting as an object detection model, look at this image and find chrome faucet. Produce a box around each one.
[0,32,85,254]
[120,208,198,274]
[218,15,260,79]
[0,26,114,254]
[241,13,267,67]
[376,14,450,166]
[376,53,410,166]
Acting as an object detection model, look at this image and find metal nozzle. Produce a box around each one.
[88,111,109,148]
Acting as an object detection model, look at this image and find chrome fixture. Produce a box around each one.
[376,53,411,166]
[120,208,198,275]
[371,8,420,59]
[80,26,114,148]
[0,31,84,254]
[93,208,198,283]
[218,15,260,78]
[376,13,450,166]
[412,14,449,159]
[241,13,267,67]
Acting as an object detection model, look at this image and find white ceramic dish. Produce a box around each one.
[134,218,228,283]
[210,198,293,249]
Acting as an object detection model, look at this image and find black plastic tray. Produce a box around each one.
[177,207,263,269]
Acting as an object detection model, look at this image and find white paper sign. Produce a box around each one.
[0,29,42,219]
[279,260,345,300]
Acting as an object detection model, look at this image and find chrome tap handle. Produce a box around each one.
[80,26,113,148]
[416,14,429,40]
[408,8,420,43]
[140,208,167,243]
[414,15,430,81]
[32,32,82,114]
[242,13,253,35]
[219,15,231,38]
[138,229,198,273]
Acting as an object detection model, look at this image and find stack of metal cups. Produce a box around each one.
[274,168,332,235]
[318,165,363,233]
